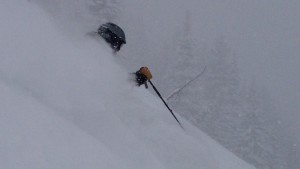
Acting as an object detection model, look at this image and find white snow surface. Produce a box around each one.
[0,1,256,169]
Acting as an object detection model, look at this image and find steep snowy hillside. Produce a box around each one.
[0,1,256,169]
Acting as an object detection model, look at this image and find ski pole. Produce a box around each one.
[148,80,184,129]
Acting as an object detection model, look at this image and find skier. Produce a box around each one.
[134,66,184,129]
[135,67,152,88]
[97,22,126,52]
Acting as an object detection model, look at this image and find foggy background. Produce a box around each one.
[32,0,300,168]
[190,0,300,145]
[120,1,300,168]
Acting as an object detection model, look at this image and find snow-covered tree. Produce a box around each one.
[170,12,202,85]
[164,11,205,100]
[235,81,285,169]
[195,37,241,134]
[240,83,272,168]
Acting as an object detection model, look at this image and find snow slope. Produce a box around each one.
[0,1,256,169]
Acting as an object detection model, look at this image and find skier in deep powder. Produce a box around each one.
[96,23,153,88]
[134,67,152,88]
[97,22,126,52]
[97,23,183,129]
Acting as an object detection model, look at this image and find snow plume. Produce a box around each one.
[0,0,256,169]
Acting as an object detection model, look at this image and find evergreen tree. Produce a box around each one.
[197,37,241,135]
[166,11,204,101]
[238,81,284,169]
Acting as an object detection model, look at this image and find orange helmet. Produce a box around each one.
[139,67,152,80]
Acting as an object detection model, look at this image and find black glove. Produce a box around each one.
[135,71,148,86]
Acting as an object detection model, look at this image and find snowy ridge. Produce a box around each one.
[0,1,256,169]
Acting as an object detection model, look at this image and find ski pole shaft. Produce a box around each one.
[148,80,184,129]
